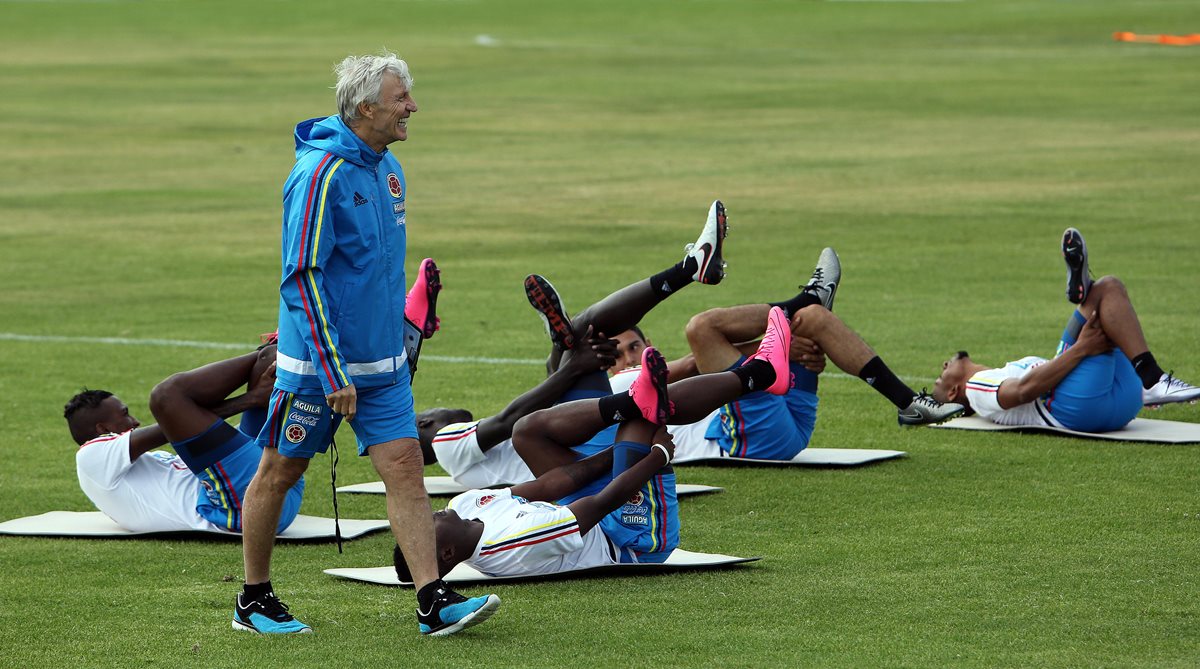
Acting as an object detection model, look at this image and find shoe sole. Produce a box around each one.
[1062,228,1089,305]
[897,405,965,427]
[1145,399,1199,409]
[695,201,728,285]
[231,618,313,635]
[414,259,442,338]
[1144,391,1200,407]
[525,274,575,350]
[817,248,840,311]
[425,594,501,637]
[637,347,672,424]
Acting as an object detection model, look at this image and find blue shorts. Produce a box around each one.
[599,468,679,563]
[258,379,418,459]
[1047,313,1142,432]
[173,420,304,532]
[707,362,819,460]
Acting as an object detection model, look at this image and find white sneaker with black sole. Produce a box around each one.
[1144,373,1200,406]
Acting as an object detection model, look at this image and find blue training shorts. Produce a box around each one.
[599,457,680,564]
[173,419,304,532]
[1047,311,1142,432]
[707,361,819,460]
[258,379,418,459]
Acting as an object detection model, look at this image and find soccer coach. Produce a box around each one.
[234,52,500,637]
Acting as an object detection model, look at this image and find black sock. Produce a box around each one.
[243,580,273,602]
[1131,351,1164,389]
[416,579,448,612]
[858,356,916,409]
[649,259,696,299]
[769,292,822,319]
[732,359,776,393]
[597,393,639,425]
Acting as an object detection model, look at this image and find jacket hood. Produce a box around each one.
[294,115,385,167]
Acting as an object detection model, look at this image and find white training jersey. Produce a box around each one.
[432,421,534,488]
[75,431,219,532]
[965,356,1063,428]
[447,488,617,577]
[610,367,723,460]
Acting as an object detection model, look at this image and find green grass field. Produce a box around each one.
[2,0,1199,666]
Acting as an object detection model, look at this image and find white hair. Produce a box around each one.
[334,51,413,124]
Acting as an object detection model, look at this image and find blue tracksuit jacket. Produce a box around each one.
[273,115,409,395]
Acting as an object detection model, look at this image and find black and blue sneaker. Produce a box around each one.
[1062,227,1091,305]
[417,581,501,637]
[232,592,312,634]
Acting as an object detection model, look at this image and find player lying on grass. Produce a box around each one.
[606,247,965,462]
[417,199,729,488]
[424,241,964,486]
[398,314,800,579]
[64,342,305,534]
[932,228,1200,432]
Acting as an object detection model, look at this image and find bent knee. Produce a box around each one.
[256,450,308,489]
[370,438,425,475]
[790,304,830,335]
[513,411,548,442]
[1092,275,1125,295]
[148,374,185,419]
[684,309,722,346]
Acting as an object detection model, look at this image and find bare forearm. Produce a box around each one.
[588,449,668,519]
[513,450,615,502]
[128,425,169,461]
[483,366,589,448]
[211,393,263,421]
[1004,349,1087,407]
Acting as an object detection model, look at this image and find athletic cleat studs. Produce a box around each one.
[898,390,964,426]
[628,346,673,424]
[1062,228,1091,305]
[800,247,841,312]
[405,258,443,339]
[684,200,728,285]
[524,274,575,350]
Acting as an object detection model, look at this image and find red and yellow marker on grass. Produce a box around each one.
[1113,32,1200,46]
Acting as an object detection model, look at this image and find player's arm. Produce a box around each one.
[128,360,276,462]
[278,165,354,413]
[474,328,617,450]
[509,448,615,503]
[996,312,1111,409]
[566,441,673,534]
[126,425,169,461]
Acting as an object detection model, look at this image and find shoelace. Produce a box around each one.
[257,594,293,619]
[913,388,941,407]
[755,336,777,360]
[801,267,825,293]
[1163,372,1194,392]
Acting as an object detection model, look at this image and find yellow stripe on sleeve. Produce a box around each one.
[305,158,350,387]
